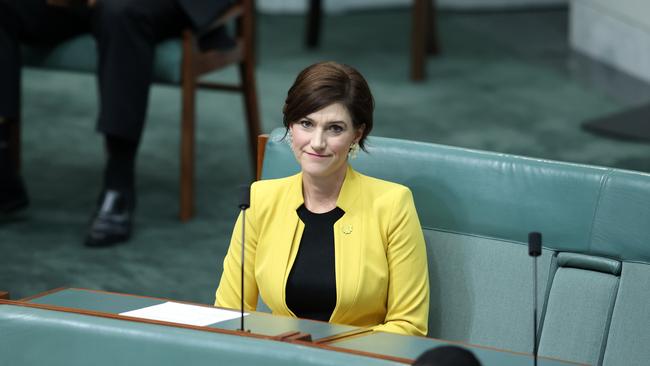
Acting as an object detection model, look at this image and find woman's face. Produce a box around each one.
[290,103,364,180]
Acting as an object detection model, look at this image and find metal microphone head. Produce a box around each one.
[528,232,542,257]
[238,184,250,210]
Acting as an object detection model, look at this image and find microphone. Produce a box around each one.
[238,184,250,331]
[239,184,250,210]
[528,232,542,366]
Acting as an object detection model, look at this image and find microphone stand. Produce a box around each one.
[238,185,250,332]
[240,208,246,331]
[234,184,316,342]
[528,232,542,366]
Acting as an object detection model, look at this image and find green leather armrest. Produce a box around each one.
[556,252,622,276]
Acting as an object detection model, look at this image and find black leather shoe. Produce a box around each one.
[84,189,133,247]
[0,174,29,215]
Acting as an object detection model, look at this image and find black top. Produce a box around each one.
[285,204,345,321]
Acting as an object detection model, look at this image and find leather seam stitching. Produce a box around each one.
[587,170,613,253]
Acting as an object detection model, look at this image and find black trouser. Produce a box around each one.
[0,0,189,142]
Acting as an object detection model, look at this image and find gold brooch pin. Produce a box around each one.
[342,224,353,234]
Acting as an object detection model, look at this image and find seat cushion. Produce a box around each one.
[538,264,619,365]
[602,263,650,366]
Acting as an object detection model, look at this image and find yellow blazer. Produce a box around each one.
[215,165,429,336]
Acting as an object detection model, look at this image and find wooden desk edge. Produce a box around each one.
[324,330,588,366]
[24,287,370,342]
[19,287,67,301]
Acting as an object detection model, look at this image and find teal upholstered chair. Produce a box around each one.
[18,0,260,221]
[258,128,650,366]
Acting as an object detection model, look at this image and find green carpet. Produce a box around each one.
[2,9,649,303]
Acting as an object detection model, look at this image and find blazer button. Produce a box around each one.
[342,224,353,234]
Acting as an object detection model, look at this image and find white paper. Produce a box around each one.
[119,302,247,327]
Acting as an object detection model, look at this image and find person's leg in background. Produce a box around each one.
[0,1,27,214]
[0,0,89,215]
[85,0,189,247]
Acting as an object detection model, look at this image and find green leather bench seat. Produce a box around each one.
[262,131,620,250]
[260,128,650,366]
[0,304,400,366]
[22,35,184,83]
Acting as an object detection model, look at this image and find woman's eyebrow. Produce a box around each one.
[303,116,347,125]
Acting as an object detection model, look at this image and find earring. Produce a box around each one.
[348,142,359,160]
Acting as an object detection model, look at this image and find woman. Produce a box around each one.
[215,61,429,336]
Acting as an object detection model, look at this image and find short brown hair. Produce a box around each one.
[283,61,374,150]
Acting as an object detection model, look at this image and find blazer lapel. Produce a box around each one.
[331,166,363,321]
[273,173,304,314]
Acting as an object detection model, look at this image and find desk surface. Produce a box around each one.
[25,288,357,341]
[15,288,581,366]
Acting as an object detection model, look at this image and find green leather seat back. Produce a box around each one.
[424,230,554,352]
[590,170,650,262]
[261,129,635,254]
[22,35,183,83]
[0,304,400,366]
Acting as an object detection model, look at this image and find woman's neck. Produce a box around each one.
[302,166,347,213]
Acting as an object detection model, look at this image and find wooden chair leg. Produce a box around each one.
[239,60,261,178]
[180,31,197,221]
[427,0,440,55]
[241,0,262,178]
[411,0,429,81]
[256,134,269,181]
[306,0,322,48]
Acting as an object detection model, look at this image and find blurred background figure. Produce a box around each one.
[0,0,234,247]
[413,345,482,366]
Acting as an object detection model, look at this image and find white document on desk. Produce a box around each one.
[119,302,248,326]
